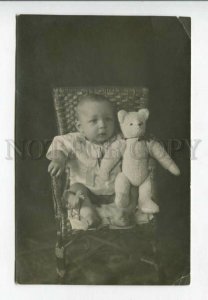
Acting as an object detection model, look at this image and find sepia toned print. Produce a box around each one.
[15,15,190,284]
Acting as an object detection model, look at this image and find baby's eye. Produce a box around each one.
[89,119,97,123]
[105,117,113,121]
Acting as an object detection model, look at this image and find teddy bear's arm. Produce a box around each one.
[98,139,126,180]
[148,140,180,176]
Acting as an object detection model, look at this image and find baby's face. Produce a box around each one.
[76,101,115,144]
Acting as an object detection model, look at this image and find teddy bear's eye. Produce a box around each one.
[130,123,133,126]
[138,122,143,126]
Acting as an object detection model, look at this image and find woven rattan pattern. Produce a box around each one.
[53,87,149,135]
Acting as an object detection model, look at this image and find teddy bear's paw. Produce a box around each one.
[140,200,159,214]
[169,164,180,176]
[115,193,129,208]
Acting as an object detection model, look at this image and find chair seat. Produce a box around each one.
[67,201,154,231]
[58,219,161,284]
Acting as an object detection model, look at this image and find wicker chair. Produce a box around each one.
[50,86,164,284]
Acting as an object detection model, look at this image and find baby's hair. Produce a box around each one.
[76,94,114,119]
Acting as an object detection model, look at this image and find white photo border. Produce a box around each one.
[0,1,207,299]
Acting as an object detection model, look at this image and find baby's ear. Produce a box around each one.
[118,110,127,123]
[138,108,149,121]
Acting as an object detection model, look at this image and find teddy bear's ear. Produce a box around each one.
[118,110,128,123]
[138,108,149,121]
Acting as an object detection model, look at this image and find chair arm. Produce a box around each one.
[51,172,71,243]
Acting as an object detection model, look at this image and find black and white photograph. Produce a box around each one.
[14,14,191,285]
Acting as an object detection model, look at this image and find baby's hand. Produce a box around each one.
[105,181,110,188]
[48,159,65,177]
[99,170,110,182]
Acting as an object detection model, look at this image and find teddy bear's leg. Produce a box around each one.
[135,209,154,224]
[138,175,159,214]
[115,172,131,208]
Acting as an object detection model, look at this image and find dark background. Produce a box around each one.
[15,15,190,282]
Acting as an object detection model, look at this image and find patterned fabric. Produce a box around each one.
[51,86,150,238]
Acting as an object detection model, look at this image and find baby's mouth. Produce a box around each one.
[97,132,107,139]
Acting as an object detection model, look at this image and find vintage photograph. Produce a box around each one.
[15,15,190,284]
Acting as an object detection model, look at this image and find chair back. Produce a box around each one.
[53,86,149,134]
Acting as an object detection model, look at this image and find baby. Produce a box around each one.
[47,94,135,229]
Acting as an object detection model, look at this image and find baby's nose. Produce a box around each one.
[98,119,106,127]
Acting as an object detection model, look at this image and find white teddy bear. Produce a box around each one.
[98,108,180,222]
